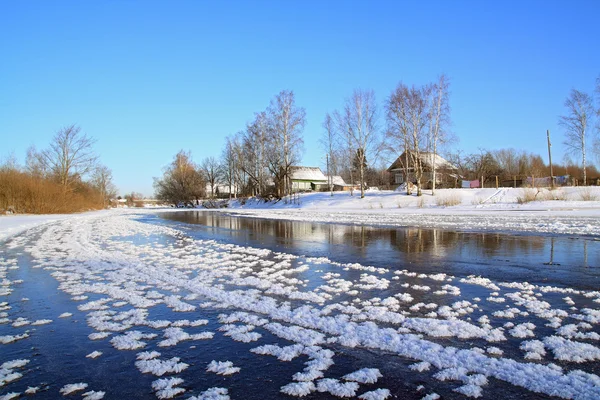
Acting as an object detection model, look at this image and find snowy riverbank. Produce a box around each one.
[2,187,600,241]
[222,187,600,237]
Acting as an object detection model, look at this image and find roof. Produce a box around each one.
[388,151,457,171]
[328,175,347,186]
[289,166,327,182]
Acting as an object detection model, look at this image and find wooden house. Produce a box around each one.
[387,151,459,188]
[289,166,327,192]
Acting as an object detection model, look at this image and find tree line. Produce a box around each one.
[0,125,117,213]
[155,74,600,205]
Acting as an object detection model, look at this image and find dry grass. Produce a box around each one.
[517,188,539,204]
[0,169,104,214]
[435,193,462,207]
[417,196,426,208]
[471,196,485,205]
[540,189,568,201]
[578,188,599,201]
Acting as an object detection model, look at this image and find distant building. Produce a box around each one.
[289,166,327,192]
[387,151,459,188]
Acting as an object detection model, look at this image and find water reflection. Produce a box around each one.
[157,211,599,289]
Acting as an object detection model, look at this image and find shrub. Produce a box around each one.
[517,188,539,204]
[417,196,426,208]
[540,189,567,201]
[579,188,598,201]
[0,169,104,214]
[436,193,462,207]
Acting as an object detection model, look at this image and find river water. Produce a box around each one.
[157,211,600,290]
[0,210,599,400]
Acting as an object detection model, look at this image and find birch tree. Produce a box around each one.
[221,135,239,199]
[386,83,431,196]
[559,89,594,185]
[241,112,270,195]
[427,74,451,194]
[320,113,339,192]
[267,90,306,198]
[340,89,378,199]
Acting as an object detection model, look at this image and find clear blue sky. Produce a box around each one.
[1,0,599,196]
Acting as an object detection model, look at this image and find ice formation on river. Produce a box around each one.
[0,211,599,399]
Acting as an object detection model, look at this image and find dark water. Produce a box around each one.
[2,212,599,400]
[157,211,600,290]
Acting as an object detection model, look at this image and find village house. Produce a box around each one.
[289,166,327,192]
[387,151,460,188]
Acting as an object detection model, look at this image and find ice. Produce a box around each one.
[358,388,391,400]
[409,362,431,372]
[543,336,600,363]
[152,377,185,399]
[454,384,483,398]
[280,381,316,397]
[86,351,103,359]
[4,209,600,400]
[59,312,73,318]
[316,378,359,398]
[110,330,156,350]
[206,360,240,375]
[342,368,382,384]
[60,383,89,395]
[135,357,189,376]
[251,344,305,361]
[137,351,161,360]
[31,319,52,325]
[0,333,29,344]
[189,387,230,400]
[82,391,106,400]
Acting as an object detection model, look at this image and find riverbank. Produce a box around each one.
[222,187,600,237]
[2,187,600,241]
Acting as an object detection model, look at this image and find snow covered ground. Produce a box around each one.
[1,209,599,399]
[224,187,600,237]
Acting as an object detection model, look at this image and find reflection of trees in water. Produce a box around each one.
[163,212,597,268]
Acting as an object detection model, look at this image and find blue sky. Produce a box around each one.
[1,0,599,196]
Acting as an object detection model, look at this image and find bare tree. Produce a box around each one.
[25,145,48,178]
[386,83,431,196]
[559,89,594,185]
[338,89,379,199]
[154,150,205,205]
[427,74,451,194]
[201,156,221,198]
[240,112,270,195]
[91,165,117,208]
[320,113,339,193]
[40,125,98,190]
[493,148,522,179]
[221,135,239,199]
[266,90,306,198]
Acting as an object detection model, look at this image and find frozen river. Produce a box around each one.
[1,210,599,399]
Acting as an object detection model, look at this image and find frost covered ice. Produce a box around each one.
[0,209,599,399]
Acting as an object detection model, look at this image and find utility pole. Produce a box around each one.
[547,130,554,189]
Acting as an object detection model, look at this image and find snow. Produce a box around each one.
[223,187,600,236]
[206,361,240,376]
[1,205,600,399]
[342,368,382,384]
[60,383,89,395]
[189,387,230,400]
